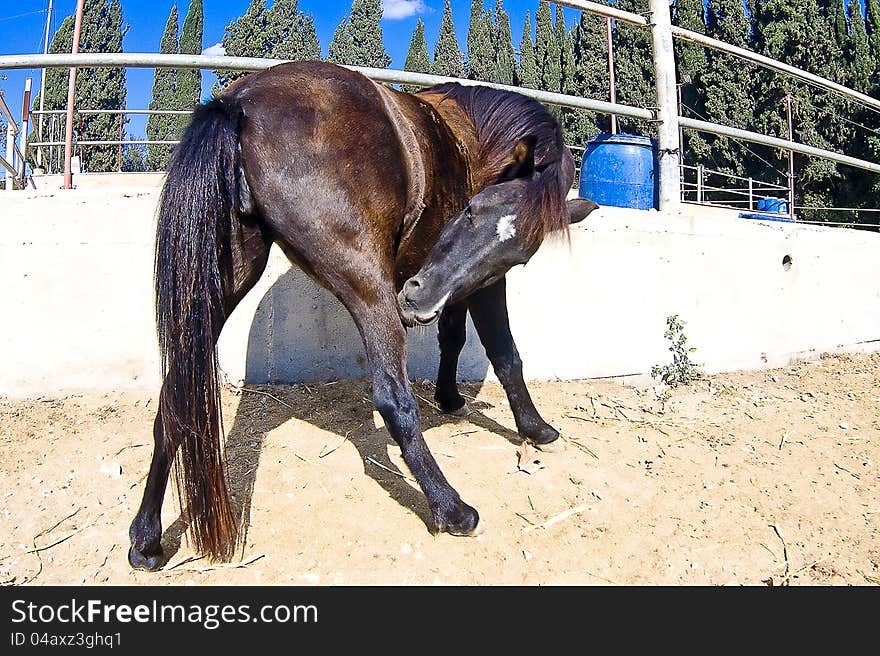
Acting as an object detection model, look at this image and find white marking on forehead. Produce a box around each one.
[496,214,517,242]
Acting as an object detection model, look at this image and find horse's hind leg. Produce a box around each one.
[467,278,561,450]
[129,223,271,570]
[349,294,480,535]
[434,303,469,415]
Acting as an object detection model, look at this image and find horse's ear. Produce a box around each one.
[497,135,537,183]
[568,197,599,224]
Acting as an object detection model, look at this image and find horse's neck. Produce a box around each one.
[415,93,484,196]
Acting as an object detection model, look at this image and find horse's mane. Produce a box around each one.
[420,82,575,241]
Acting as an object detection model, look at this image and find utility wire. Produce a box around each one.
[0,9,49,24]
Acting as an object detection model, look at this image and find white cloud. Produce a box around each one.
[201,43,225,57]
[382,0,427,20]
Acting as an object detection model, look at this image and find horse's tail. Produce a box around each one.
[154,97,250,562]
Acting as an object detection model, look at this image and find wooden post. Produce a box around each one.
[63,0,86,189]
[649,0,681,213]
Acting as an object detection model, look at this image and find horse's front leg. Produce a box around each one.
[467,278,562,450]
[434,302,469,415]
[355,296,480,535]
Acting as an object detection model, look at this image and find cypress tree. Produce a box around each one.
[491,0,516,85]
[467,0,494,81]
[295,14,322,61]
[555,7,576,131]
[433,0,465,78]
[824,0,849,55]
[213,0,268,94]
[403,18,431,92]
[866,0,880,94]
[266,0,298,57]
[75,0,128,172]
[177,0,203,133]
[700,0,758,175]
[568,11,608,143]
[848,0,872,94]
[269,1,321,61]
[535,1,560,93]
[328,18,354,64]
[517,12,537,88]
[613,0,655,135]
[752,0,846,220]
[347,0,391,68]
[146,5,178,171]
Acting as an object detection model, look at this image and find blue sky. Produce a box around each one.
[0,0,570,139]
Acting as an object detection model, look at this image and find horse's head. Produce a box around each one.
[397,137,598,327]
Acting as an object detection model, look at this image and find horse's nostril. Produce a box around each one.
[404,277,422,299]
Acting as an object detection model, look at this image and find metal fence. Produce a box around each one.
[1,0,879,215]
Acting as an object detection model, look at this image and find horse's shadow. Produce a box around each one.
[160,268,521,561]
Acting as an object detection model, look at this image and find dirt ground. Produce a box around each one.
[1,352,878,586]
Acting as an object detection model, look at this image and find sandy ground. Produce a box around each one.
[1,352,878,586]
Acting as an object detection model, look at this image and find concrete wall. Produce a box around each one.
[1,186,878,397]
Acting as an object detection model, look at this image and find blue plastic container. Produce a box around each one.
[757,197,788,214]
[578,133,658,210]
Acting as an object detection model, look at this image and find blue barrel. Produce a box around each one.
[578,133,658,210]
[757,197,788,214]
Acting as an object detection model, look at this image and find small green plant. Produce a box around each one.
[651,314,703,388]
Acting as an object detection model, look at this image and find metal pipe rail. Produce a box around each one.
[679,116,880,174]
[0,53,656,122]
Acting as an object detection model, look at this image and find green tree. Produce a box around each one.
[535,1,560,93]
[613,0,655,135]
[568,11,608,144]
[328,17,354,64]
[146,5,178,170]
[467,0,494,80]
[751,0,847,220]
[433,0,465,78]
[555,7,577,133]
[866,0,880,93]
[72,0,128,172]
[213,0,268,93]
[824,0,849,55]
[491,0,516,85]
[177,0,203,133]
[403,18,431,92]
[292,13,321,61]
[692,0,755,174]
[848,0,872,94]
[269,1,321,61]
[517,12,537,88]
[347,0,391,68]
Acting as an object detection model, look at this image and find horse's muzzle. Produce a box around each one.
[397,277,448,328]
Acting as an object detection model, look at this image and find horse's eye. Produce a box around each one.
[464,207,474,224]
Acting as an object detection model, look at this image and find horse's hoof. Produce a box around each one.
[444,403,469,417]
[436,395,468,416]
[128,545,164,571]
[531,437,565,453]
[435,502,481,537]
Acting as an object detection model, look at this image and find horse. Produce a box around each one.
[128,60,598,570]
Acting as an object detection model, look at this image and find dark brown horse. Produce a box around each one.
[129,60,597,569]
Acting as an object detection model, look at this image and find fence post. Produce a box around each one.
[748,177,753,210]
[5,121,14,192]
[19,77,31,180]
[696,165,703,203]
[648,0,681,213]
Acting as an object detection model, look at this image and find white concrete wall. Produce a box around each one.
[1,186,878,398]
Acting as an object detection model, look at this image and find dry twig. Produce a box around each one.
[523,504,593,533]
